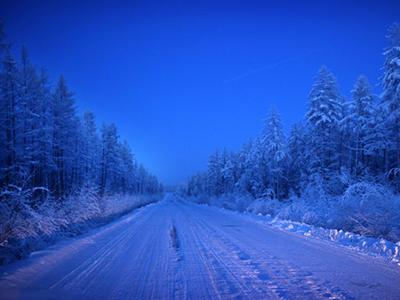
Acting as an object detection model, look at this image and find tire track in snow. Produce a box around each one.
[173,203,277,299]
[112,202,177,300]
[48,204,158,294]
[188,220,264,298]
[182,203,352,299]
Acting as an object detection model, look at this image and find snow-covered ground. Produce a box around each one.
[0,194,399,299]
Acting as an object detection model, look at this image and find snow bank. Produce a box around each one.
[0,188,162,265]
[258,217,400,266]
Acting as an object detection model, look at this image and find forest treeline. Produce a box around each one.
[0,23,162,263]
[186,23,400,200]
[0,25,162,201]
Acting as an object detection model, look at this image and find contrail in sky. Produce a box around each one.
[223,49,324,84]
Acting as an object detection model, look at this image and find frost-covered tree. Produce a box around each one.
[220,151,232,193]
[234,140,254,194]
[307,66,342,177]
[261,109,288,198]
[51,76,77,196]
[99,123,119,196]
[0,49,20,186]
[343,76,375,176]
[382,23,400,189]
[246,138,266,197]
[187,172,207,196]
[32,69,54,188]
[18,48,35,173]
[81,111,100,185]
[118,140,135,193]
[206,150,223,195]
[287,122,308,195]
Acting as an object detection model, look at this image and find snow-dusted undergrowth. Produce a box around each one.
[187,182,400,265]
[0,188,162,265]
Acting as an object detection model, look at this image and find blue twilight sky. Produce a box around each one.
[1,0,399,185]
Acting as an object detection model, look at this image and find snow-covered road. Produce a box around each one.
[1,194,399,299]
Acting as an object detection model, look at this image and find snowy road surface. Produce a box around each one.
[1,194,400,300]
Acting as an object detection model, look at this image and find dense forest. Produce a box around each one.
[184,23,400,242]
[186,23,400,200]
[0,25,162,200]
[0,23,162,263]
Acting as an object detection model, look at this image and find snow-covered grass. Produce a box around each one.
[0,187,162,265]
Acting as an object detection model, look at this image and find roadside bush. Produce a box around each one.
[337,182,400,241]
[209,193,253,212]
[247,198,283,216]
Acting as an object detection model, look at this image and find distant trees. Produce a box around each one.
[186,22,400,199]
[0,25,162,201]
